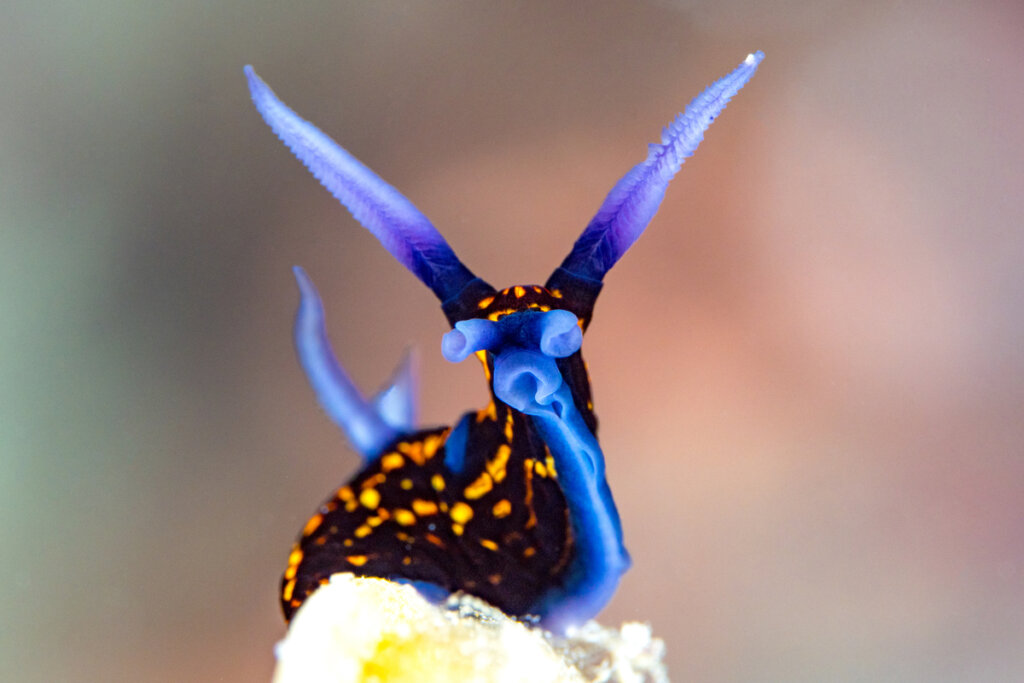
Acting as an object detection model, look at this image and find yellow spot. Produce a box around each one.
[534,460,548,477]
[539,305,550,312]
[343,538,353,547]
[393,508,417,526]
[480,539,499,551]
[477,295,495,309]
[396,532,412,542]
[359,488,380,509]
[397,440,426,465]
[514,285,526,298]
[288,547,303,567]
[477,351,492,382]
[545,452,558,478]
[367,515,384,527]
[532,285,542,293]
[411,499,438,516]
[302,513,323,537]
[492,499,512,518]
[355,525,373,538]
[452,523,464,536]
[282,578,296,601]
[551,289,563,298]
[346,555,368,566]
[501,287,510,295]
[338,486,354,501]
[463,472,493,500]
[587,400,594,411]
[400,478,414,490]
[431,474,446,492]
[380,453,404,472]
[504,412,514,442]
[402,556,412,565]
[523,547,536,558]
[284,564,297,580]
[439,502,449,512]
[450,501,474,524]
[345,500,358,512]
[487,444,511,483]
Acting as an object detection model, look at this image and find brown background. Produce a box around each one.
[2,1,1022,681]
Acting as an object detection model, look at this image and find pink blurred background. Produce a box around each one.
[2,2,1022,681]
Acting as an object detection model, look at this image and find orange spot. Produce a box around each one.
[314,537,327,546]
[492,499,512,518]
[477,295,495,309]
[534,460,548,477]
[400,478,414,490]
[513,286,526,298]
[396,441,426,465]
[381,453,404,472]
[452,523,464,536]
[480,539,498,551]
[393,508,417,526]
[402,556,412,565]
[487,444,511,482]
[355,525,372,538]
[423,432,446,458]
[431,474,446,492]
[476,400,497,423]
[463,472,493,500]
[504,413,514,442]
[361,473,386,489]
[551,289,563,298]
[337,486,355,501]
[302,513,323,537]
[523,459,537,529]
[411,499,438,516]
[488,573,502,585]
[282,579,296,601]
[288,547,303,567]
[343,538,353,547]
[345,500,358,512]
[367,515,383,527]
[523,547,536,558]
[346,555,368,566]
[425,533,446,548]
[532,286,542,293]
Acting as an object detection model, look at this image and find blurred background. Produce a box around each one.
[2,1,1022,681]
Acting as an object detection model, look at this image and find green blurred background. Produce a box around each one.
[2,1,1022,681]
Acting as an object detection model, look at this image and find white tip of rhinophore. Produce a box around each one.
[745,51,765,66]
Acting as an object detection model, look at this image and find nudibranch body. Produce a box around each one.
[247,51,762,633]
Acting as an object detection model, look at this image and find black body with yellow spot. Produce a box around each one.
[282,286,588,621]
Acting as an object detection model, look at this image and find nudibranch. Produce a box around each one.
[246,51,762,633]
